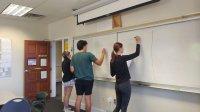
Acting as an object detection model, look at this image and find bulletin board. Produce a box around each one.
[0,38,12,78]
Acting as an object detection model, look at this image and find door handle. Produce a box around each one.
[25,68,42,73]
[24,70,30,73]
[34,68,42,70]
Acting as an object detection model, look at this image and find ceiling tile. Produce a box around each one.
[0,0,100,24]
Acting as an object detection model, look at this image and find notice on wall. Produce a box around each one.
[0,38,12,78]
[41,71,47,79]
[40,58,47,66]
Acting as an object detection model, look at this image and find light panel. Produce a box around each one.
[1,4,33,17]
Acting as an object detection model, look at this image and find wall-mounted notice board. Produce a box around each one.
[0,38,12,78]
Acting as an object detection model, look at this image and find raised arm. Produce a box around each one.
[94,48,106,66]
[121,36,141,61]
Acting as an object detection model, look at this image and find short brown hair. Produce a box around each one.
[77,40,88,50]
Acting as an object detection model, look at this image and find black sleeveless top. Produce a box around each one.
[62,57,75,82]
[110,44,140,84]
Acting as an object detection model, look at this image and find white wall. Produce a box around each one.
[48,0,200,112]
[92,81,200,112]
[0,19,48,97]
[49,0,200,39]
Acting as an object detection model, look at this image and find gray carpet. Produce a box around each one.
[44,82,85,112]
[0,83,85,112]
[44,98,64,112]
[56,82,63,101]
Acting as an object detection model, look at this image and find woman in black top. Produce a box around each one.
[62,51,75,111]
[110,36,141,112]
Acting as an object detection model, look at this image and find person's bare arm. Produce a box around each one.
[94,48,106,66]
[70,66,74,73]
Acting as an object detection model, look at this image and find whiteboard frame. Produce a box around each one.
[94,77,200,94]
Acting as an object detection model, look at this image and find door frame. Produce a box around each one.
[50,37,72,97]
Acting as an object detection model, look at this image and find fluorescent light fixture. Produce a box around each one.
[1,4,33,17]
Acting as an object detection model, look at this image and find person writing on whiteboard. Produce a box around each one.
[110,36,141,112]
[62,51,75,112]
[70,40,106,112]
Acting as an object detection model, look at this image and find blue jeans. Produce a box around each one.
[114,80,131,112]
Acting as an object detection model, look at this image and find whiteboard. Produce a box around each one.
[152,19,200,88]
[118,29,155,82]
[118,19,200,89]
[73,19,200,90]
[73,34,117,79]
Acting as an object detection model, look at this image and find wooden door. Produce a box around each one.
[24,40,51,99]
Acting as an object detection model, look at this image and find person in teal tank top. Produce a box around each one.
[71,52,97,80]
[70,40,106,112]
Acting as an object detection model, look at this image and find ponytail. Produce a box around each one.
[111,51,117,63]
[111,42,123,63]
[62,51,70,59]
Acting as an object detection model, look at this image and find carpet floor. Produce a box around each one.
[0,83,85,112]
[44,82,85,112]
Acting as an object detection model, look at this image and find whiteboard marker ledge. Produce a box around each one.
[94,77,200,94]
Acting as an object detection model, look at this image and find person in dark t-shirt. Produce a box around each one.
[110,36,141,112]
[62,51,74,111]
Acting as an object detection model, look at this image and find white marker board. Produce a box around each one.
[73,19,200,90]
[118,19,200,89]
[118,29,155,83]
[152,19,200,88]
[73,33,117,79]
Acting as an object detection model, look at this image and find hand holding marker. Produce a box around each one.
[135,36,141,44]
[102,48,106,55]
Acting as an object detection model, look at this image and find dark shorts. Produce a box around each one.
[75,80,94,95]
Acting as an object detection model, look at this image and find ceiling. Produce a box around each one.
[0,0,99,24]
